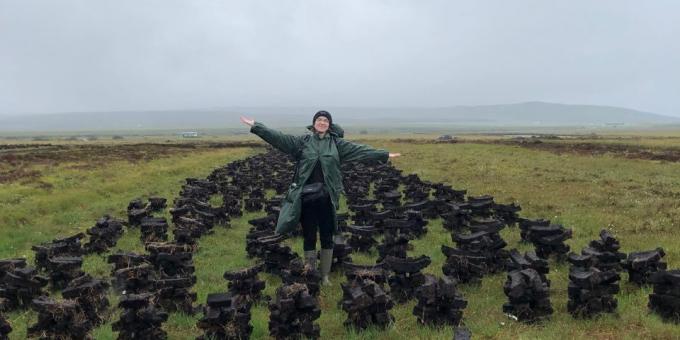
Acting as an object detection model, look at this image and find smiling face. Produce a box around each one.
[314,116,330,134]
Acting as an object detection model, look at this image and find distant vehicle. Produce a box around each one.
[437,134,456,142]
[180,131,199,138]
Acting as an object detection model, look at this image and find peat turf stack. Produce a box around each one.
[281,258,321,297]
[648,270,680,322]
[223,264,267,303]
[506,249,550,287]
[28,296,92,339]
[625,248,667,285]
[61,274,110,326]
[83,215,125,254]
[330,236,353,272]
[345,225,378,253]
[45,256,85,290]
[0,266,48,310]
[31,233,84,271]
[502,268,553,323]
[441,245,487,284]
[517,218,550,242]
[340,263,394,330]
[385,255,431,304]
[112,292,168,340]
[268,283,321,340]
[581,229,626,272]
[412,274,467,327]
[140,216,169,244]
[567,253,620,318]
[197,293,253,340]
[526,224,572,260]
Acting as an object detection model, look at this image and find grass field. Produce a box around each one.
[1,133,680,339]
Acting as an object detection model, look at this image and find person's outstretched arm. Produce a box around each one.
[241,116,303,156]
[336,138,400,163]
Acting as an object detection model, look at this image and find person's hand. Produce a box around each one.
[389,153,401,158]
[240,116,255,127]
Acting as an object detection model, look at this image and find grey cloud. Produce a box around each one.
[0,0,678,116]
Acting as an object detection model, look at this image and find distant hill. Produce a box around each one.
[1,102,678,132]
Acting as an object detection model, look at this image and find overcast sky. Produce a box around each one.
[1,1,678,116]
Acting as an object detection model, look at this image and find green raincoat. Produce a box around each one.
[250,122,389,234]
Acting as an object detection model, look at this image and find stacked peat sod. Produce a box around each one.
[345,225,379,253]
[83,215,125,254]
[441,203,472,232]
[581,229,626,272]
[268,282,321,340]
[567,253,620,318]
[648,270,680,322]
[45,256,85,290]
[258,235,300,275]
[385,255,431,303]
[441,219,508,284]
[140,216,169,244]
[245,215,277,258]
[340,263,394,330]
[506,249,551,286]
[146,242,197,314]
[28,296,93,339]
[32,233,87,289]
[502,259,553,323]
[330,236,353,272]
[107,251,150,276]
[197,293,253,340]
[412,274,467,327]
[525,223,572,260]
[493,202,522,227]
[223,264,267,303]
[127,198,150,226]
[517,218,550,242]
[0,262,48,311]
[348,202,377,227]
[282,258,322,297]
[0,313,10,339]
[625,248,667,285]
[32,232,84,271]
[62,274,110,326]
[196,265,268,339]
[376,222,412,263]
[112,292,169,339]
[384,209,429,240]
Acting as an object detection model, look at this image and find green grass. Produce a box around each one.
[2,136,680,339]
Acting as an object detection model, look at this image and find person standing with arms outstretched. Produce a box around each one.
[240,111,400,285]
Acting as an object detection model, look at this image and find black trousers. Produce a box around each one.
[301,195,334,251]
